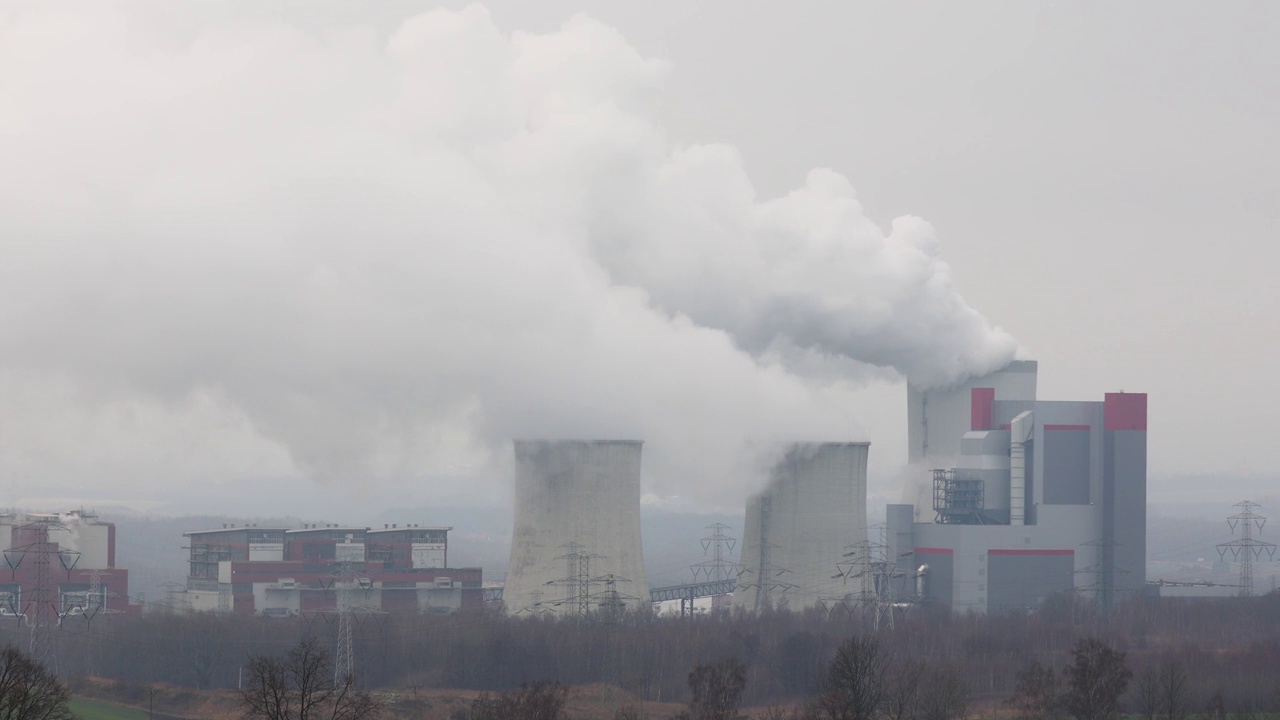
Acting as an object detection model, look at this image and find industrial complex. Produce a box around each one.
[889,360,1148,611]
[171,523,482,616]
[0,510,133,625]
[492,360,1148,617]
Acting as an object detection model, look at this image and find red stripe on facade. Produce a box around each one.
[971,387,995,431]
[1044,424,1090,431]
[988,549,1074,556]
[914,547,954,555]
[1104,392,1147,431]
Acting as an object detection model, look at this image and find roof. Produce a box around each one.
[366,526,452,535]
[183,527,290,538]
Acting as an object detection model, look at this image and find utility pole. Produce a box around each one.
[1218,501,1276,597]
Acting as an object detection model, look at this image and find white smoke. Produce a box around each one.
[0,3,1018,506]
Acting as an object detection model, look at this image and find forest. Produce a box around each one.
[8,590,1280,717]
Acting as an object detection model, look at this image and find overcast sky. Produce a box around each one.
[1,1,1275,519]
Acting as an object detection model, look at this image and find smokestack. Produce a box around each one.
[504,440,649,616]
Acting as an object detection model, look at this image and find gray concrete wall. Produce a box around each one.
[504,440,648,616]
[734,443,869,612]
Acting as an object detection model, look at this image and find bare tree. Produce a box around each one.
[464,680,569,720]
[238,636,383,720]
[917,668,968,720]
[882,659,925,720]
[810,636,889,720]
[1012,660,1060,720]
[1062,639,1131,720]
[0,645,75,720]
[1134,661,1190,720]
[679,658,747,720]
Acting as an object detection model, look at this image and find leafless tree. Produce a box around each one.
[0,645,75,720]
[1062,638,1131,720]
[679,658,747,720]
[1133,661,1190,720]
[882,659,925,720]
[1011,660,1060,720]
[917,668,968,720]
[464,680,569,720]
[809,636,889,720]
[238,636,382,720]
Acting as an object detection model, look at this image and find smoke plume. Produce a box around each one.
[0,3,1018,505]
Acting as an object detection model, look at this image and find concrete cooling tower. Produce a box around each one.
[504,440,649,616]
[734,442,869,613]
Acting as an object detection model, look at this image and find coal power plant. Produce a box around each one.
[734,442,870,613]
[504,440,650,616]
[500,365,1146,618]
[889,360,1148,612]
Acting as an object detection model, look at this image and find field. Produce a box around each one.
[68,698,149,720]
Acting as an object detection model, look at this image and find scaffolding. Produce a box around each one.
[932,469,987,525]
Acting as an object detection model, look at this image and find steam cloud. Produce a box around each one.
[0,3,1018,505]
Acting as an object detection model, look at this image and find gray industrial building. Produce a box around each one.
[735,442,870,612]
[888,361,1147,612]
[503,440,650,616]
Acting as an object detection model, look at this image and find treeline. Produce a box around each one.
[13,591,1280,712]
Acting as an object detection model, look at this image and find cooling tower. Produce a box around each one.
[734,442,869,612]
[504,440,649,616]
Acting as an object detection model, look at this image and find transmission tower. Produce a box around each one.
[1217,501,1276,597]
[335,561,355,686]
[1075,538,1128,610]
[589,573,638,623]
[307,561,383,687]
[691,523,741,582]
[4,516,80,669]
[547,542,605,619]
[833,538,899,631]
[736,540,795,612]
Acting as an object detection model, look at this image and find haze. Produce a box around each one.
[0,1,1274,520]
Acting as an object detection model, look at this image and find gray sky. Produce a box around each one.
[1,1,1275,518]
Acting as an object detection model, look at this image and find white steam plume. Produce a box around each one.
[0,3,1018,505]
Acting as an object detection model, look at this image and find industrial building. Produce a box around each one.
[0,510,133,623]
[175,523,481,616]
[504,440,650,616]
[734,442,870,612]
[887,360,1148,612]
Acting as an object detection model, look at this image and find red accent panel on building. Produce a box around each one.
[1044,424,1091,431]
[988,549,1074,556]
[914,547,954,555]
[1104,392,1147,431]
[971,387,995,431]
[108,524,116,567]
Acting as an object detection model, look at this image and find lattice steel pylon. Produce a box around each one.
[691,523,740,582]
[334,561,357,686]
[833,538,899,631]
[547,542,605,619]
[1217,501,1276,597]
[3,516,80,669]
[736,540,795,612]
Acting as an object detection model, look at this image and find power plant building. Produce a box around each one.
[889,368,1147,612]
[734,442,870,612]
[504,440,649,616]
[175,523,482,616]
[0,510,134,622]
